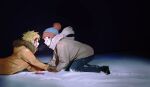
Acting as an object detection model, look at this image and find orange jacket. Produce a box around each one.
[0,46,48,75]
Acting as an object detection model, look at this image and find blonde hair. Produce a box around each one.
[22,30,40,43]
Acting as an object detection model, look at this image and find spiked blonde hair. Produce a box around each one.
[22,30,40,43]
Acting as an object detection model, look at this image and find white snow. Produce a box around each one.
[0,54,150,87]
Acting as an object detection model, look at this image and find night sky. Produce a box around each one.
[0,0,147,58]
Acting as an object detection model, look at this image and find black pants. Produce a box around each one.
[65,56,101,72]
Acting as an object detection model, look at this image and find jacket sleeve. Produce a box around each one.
[55,42,70,71]
[20,48,48,70]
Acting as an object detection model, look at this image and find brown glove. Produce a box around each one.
[47,65,58,72]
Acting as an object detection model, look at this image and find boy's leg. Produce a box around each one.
[68,56,110,74]
[69,56,101,72]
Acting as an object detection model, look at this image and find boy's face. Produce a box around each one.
[44,37,52,47]
[33,38,39,48]
[43,32,57,47]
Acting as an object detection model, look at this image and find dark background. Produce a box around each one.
[0,0,147,58]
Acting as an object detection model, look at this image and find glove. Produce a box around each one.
[47,65,58,72]
[61,26,75,37]
[34,71,45,74]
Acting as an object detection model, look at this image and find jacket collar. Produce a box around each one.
[13,39,36,53]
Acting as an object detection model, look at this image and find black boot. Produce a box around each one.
[100,66,110,75]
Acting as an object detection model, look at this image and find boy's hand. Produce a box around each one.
[47,65,58,72]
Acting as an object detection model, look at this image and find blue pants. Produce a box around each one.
[65,56,101,72]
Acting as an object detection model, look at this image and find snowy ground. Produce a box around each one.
[0,54,150,87]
